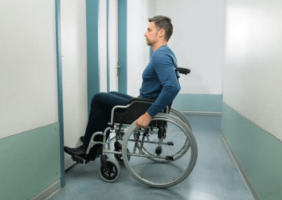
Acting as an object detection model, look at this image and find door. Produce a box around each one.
[108,0,119,92]
[99,0,118,92]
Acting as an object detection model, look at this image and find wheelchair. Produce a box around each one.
[73,67,198,188]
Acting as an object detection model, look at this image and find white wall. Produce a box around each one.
[127,0,156,96]
[127,0,225,96]
[156,0,225,95]
[0,0,58,138]
[224,0,282,140]
[60,0,88,169]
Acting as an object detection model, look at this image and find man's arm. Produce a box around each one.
[136,53,180,128]
[146,53,180,117]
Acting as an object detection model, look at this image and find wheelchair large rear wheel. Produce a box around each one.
[141,120,191,163]
[141,108,192,163]
[122,113,197,188]
[170,107,192,130]
[141,108,193,163]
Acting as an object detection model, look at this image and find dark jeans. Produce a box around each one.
[83,91,133,147]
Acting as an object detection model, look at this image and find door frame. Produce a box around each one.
[55,0,65,187]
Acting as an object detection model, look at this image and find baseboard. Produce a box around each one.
[181,111,222,116]
[221,133,261,200]
[30,179,61,200]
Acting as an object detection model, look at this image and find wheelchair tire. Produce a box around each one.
[99,158,120,183]
[121,113,197,188]
[170,107,192,130]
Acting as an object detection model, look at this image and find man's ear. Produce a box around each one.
[158,29,165,38]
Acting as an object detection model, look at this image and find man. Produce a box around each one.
[64,15,180,161]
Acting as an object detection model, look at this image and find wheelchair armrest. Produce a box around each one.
[175,67,191,75]
[128,97,155,104]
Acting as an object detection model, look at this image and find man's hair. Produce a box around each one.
[149,16,173,41]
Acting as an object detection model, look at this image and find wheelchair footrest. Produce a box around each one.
[72,155,86,164]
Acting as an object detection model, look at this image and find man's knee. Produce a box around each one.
[91,92,107,107]
[109,91,119,95]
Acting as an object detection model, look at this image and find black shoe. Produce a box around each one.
[85,144,103,161]
[64,145,87,156]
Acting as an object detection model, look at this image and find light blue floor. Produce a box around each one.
[49,115,254,200]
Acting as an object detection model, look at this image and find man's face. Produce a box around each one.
[144,22,159,46]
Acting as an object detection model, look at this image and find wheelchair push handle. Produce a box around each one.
[175,67,191,75]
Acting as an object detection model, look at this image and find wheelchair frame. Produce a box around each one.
[75,67,198,188]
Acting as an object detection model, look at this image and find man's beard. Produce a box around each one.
[146,39,153,46]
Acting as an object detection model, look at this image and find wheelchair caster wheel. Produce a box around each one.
[99,158,120,182]
[114,148,130,163]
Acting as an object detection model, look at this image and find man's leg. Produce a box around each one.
[109,91,133,99]
[79,91,133,143]
[83,92,132,146]
[64,92,132,157]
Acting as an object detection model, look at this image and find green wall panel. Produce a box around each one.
[222,103,282,200]
[86,0,100,110]
[118,0,127,93]
[172,94,223,112]
[0,123,61,200]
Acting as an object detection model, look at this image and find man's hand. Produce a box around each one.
[136,112,152,128]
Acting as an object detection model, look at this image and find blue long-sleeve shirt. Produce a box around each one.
[139,45,180,116]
